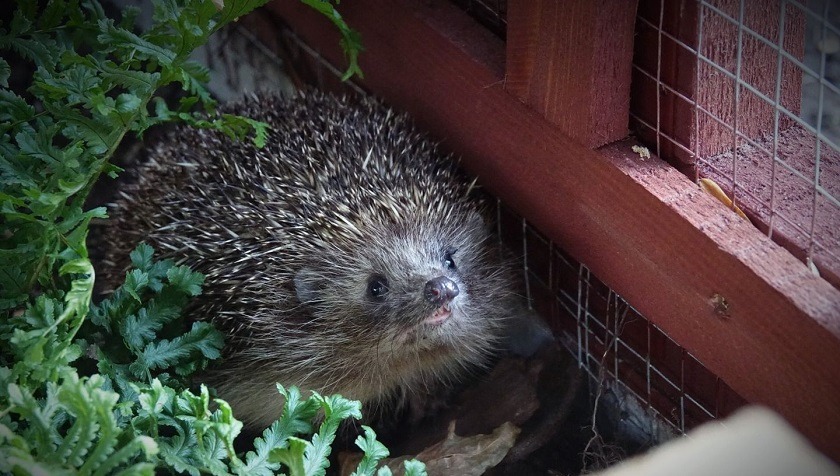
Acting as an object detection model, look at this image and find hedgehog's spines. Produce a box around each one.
[102,90,516,428]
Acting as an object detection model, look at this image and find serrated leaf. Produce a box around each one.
[0,89,35,122]
[8,7,33,36]
[166,266,204,296]
[23,339,45,365]
[241,420,285,475]
[158,431,201,476]
[0,58,10,87]
[401,460,428,476]
[98,61,160,96]
[128,321,222,378]
[268,437,308,476]
[175,64,213,105]
[129,243,155,272]
[96,435,159,476]
[303,432,334,476]
[116,93,142,114]
[35,64,102,105]
[277,385,319,435]
[52,258,94,349]
[299,0,364,81]
[7,383,24,405]
[137,379,175,417]
[121,308,159,351]
[2,37,57,66]
[181,60,211,85]
[98,19,176,66]
[15,129,62,168]
[352,426,389,476]
[317,393,362,423]
[123,269,149,302]
[51,106,115,155]
[217,0,272,26]
[0,158,38,189]
[39,0,69,30]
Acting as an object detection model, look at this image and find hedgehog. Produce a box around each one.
[99,91,522,429]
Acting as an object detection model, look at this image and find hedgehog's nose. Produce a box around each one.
[424,276,459,306]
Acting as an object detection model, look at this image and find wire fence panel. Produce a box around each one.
[632,0,840,288]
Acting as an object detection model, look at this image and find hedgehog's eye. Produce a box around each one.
[367,275,389,301]
[443,248,458,270]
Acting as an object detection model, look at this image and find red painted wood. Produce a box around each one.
[266,0,840,460]
[632,0,805,167]
[505,0,638,148]
[632,0,699,177]
[696,0,805,157]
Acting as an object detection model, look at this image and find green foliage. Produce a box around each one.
[86,243,224,396]
[1,373,159,476]
[0,0,420,475]
[0,0,423,474]
[264,387,425,476]
[0,0,273,312]
[350,426,389,476]
[300,0,364,80]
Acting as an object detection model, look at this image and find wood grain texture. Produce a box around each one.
[696,0,805,158]
[505,0,638,148]
[632,0,805,168]
[266,0,840,461]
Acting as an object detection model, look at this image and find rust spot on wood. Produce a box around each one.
[710,293,730,318]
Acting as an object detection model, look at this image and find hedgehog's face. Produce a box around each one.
[293,212,510,359]
[358,241,468,344]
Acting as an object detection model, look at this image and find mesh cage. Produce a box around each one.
[631,0,840,289]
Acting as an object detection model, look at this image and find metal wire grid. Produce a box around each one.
[496,201,748,437]
[631,0,840,283]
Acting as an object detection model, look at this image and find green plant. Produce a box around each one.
[0,0,421,474]
[300,0,363,80]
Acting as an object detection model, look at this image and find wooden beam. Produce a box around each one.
[505,0,638,148]
[265,0,840,461]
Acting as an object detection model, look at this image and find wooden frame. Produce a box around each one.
[265,0,840,460]
[505,0,638,148]
[630,0,840,290]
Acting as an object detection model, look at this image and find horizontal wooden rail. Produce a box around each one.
[266,0,840,460]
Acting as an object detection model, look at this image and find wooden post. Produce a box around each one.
[505,0,639,148]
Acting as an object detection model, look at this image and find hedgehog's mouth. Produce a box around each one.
[424,304,452,326]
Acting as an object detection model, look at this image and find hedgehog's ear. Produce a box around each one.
[293,267,323,305]
[467,209,489,231]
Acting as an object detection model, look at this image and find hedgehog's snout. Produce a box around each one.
[424,276,459,306]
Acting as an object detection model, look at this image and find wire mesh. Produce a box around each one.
[495,201,748,438]
[631,0,840,288]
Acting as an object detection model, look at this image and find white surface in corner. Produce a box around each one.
[593,406,840,476]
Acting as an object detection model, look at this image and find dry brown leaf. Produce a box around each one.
[342,422,520,476]
[391,421,520,476]
[698,178,749,221]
